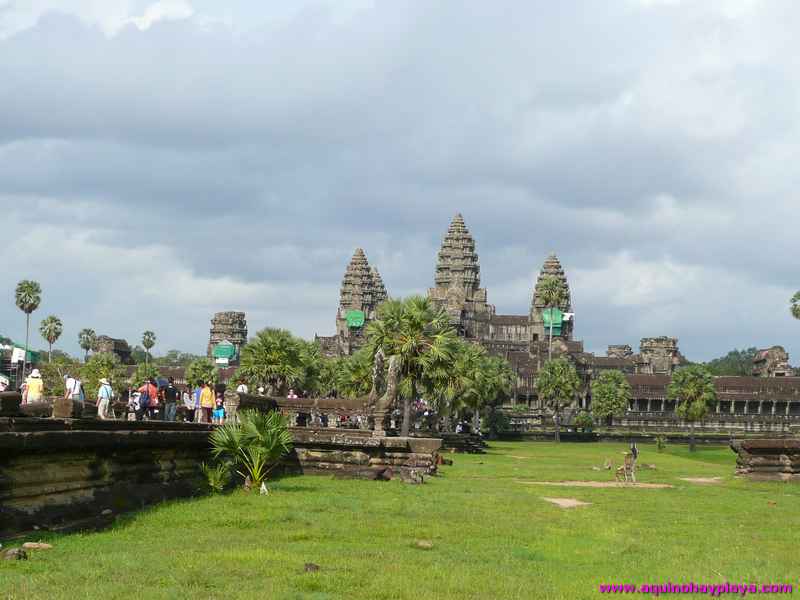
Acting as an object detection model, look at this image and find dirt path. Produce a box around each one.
[541,497,591,508]
[516,480,674,489]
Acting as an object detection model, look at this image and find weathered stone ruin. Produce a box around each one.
[731,439,800,481]
[94,335,133,364]
[207,311,248,364]
[753,346,794,377]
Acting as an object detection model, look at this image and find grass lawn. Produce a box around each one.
[3,441,799,599]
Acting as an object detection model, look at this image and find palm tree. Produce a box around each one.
[336,348,374,399]
[590,370,632,426]
[538,275,566,360]
[15,280,42,377]
[367,295,457,436]
[535,358,581,443]
[667,364,716,452]
[39,315,63,363]
[78,328,97,362]
[142,331,156,366]
[791,291,800,320]
[239,328,304,395]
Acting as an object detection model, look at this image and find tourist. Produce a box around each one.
[64,373,82,404]
[182,389,194,422]
[0,374,9,392]
[137,378,159,421]
[257,386,265,395]
[212,392,225,425]
[97,377,114,420]
[287,388,298,399]
[236,379,248,395]
[198,380,215,423]
[24,369,44,404]
[163,377,179,422]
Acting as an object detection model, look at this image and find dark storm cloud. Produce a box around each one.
[2,1,799,361]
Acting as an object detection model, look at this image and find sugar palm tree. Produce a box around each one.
[590,369,632,426]
[39,315,63,363]
[239,328,304,395]
[367,296,457,436]
[538,275,566,360]
[791,291,800,320]
[78,328,97,362]
[667,364,716,452]
[535,358,581,443]
[142,330,156,366]
[15,280,42,377]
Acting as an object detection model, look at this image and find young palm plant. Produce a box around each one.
[209,409,293,490]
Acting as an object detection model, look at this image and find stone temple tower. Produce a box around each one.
[428,213,493,328]
[334,248,386,355]
[529,253,574,344]
[207,311,248,364]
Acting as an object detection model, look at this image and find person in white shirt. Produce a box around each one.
[236,381,249,395]
[97,378,114,420]
[64,374,82,403]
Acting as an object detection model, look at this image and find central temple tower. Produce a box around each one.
[427,213,494,330]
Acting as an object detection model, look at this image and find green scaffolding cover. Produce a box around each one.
[212,341,236,359]
[542,308,562,335]
[345,310,365,328]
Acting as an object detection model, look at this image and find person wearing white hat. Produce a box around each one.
[97,377,114,420]
[24,369,44,404]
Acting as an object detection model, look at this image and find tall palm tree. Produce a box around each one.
[142,331,156,366]
[78,328,97,362]
[367,295,457,436]
[791,291,800,320]
[590,369,632,426]
[39,315,63,363]
[15,280,42,377]
[336,348,374,399]
[535,358,581,443]
[538,275,566,360]
[239,328,304,395]
[667,364,716,452]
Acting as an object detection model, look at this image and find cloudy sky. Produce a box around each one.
[2,0,798,361]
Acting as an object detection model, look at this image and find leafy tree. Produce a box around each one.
[154,350,204,367]
[38,315,63,363]
[15,279,41,377]
[239,328,304,395]
[78,328,97,362]
[535,358,581,443]
[590,370,632,424]
[367,296,457,436]
[130,345,148,364]
[298,340,324,394]
[210,409,293,490]
[537,275,566,360]
[705,347,759,376]
[185,357,219,388]
[574,411,594,433]
[317,357,343,398]
[667,364,716,452]
[80,352,128,399]
[131,363,160,388]
[142,331,156,366]
[336,347,374,399]
[39,354,81,398]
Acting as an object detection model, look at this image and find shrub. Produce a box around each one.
[655,435,667,453]
[574,411,594,433]
[210,409,293,489]
[201,462,232,493]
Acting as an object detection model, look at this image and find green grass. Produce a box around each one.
[3,442,800,599]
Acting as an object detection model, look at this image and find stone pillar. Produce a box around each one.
[730,401,735,415]
[786,402,791,417]
[372,411,388,438]
[771,402,777,416]
[743,402,748,415]
[715,401,720,414]
[646,399,652,413]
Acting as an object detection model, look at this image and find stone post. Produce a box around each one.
[372,410,388,438]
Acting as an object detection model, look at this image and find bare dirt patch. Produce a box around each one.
[516,480,674,489]
[509,455,531,459]
[679,477,723,484]
[541,497,592,508]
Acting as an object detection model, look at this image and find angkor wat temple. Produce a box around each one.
[317,214,800,430]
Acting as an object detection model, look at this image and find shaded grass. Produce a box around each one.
[2,442,799,599]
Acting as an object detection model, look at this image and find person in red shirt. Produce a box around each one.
[137,378,159,421]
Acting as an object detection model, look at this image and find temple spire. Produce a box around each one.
[339,248,376,312]
[532,253,572,311]
[371,266,388,304]
[434,213,481,291]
